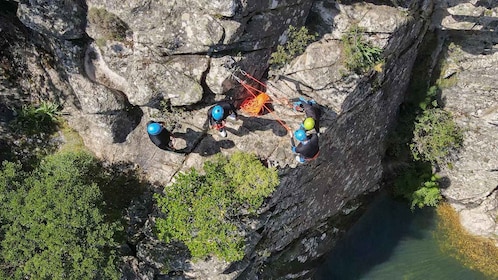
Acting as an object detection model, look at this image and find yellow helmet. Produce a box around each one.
[303,117,315,130]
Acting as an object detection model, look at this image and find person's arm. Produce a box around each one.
[231,103,238,117]
[207,107,214,127]
[290,133,296,153]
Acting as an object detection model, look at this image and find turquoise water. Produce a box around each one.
[315,192,490,280]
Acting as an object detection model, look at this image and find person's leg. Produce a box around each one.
[219,127,227,137]
[295,155,305,163]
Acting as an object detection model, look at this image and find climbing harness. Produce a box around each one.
[212,122,225,130]
[306,151,320,162]
[230,69,292,132]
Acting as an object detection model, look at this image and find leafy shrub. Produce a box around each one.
[418,85,439,110]
[392,162,442,210]
[11,101,61,135]
[410,174,442,210]
[155,152,279,262]
[270,25,317,69]
[224,152,279,211]
[341,25,383,74]
[410,108,463,166]
[0,151,120,279]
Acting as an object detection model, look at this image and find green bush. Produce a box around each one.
[410,108,463,166]
[392,162,442,210]
[0,151,120,279]
[155,152,279,262]
[341,25,383,74]
[411,176,442,210]
[11,101,61,135]
[270,25,317,69]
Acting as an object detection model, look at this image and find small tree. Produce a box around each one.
[410,108,463,167]
[0,151,120,279]
[155,152,279,262]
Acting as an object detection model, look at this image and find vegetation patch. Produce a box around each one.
[392,161,442,210]
[0,151,121,279]
[154,152,279,262]
[270,25,317,69]
[383,30,464,210]
[410,108,463,167]
[3,101,62,168]
[10,101,61,136]
[436,203,498,279]
[341,25,383,74]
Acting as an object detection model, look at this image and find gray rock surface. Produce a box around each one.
[435,15,498,241]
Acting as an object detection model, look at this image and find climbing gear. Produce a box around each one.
[212,122,226,130]
[212,105,224,121]
[303,117,315,131]
[306,151,320,161]
[294,129,307,142]
[293,97,317,112]
[229,68,292,133]
[147,122,162,135]
[296,151,320,163]
[291,146,297,153]
[240,93,270,116]
[293,102,304,112]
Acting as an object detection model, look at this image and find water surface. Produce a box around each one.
[315,192,489,280]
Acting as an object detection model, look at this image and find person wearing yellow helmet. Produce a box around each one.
[293,97,322,135]
[303,117,315,131]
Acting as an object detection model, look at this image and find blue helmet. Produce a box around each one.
[211,105,224,121]
[294,129,307,141]
[147,122,162,135]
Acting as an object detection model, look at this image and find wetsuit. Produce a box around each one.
[147,121,173,151]
[207,101,238,127]
[301,102,322,134]
[295,133,319,159]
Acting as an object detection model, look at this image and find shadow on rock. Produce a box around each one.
[190,133,236,157]
[227,115,289,137]
[172,127,206,154]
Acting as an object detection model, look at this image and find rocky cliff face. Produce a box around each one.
[434,0,498,244]
[3,0,496,279]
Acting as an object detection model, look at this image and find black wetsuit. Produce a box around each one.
[295,133,319,159]
[147,121,173,151]
[302,102,322,134]
[207,101,238,127]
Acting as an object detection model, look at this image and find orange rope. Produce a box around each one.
[242,71,291,106]
[242,71,267,89]
[240,93,270,116]
[238,81,292,132]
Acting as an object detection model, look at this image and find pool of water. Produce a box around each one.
[315,191,489,280]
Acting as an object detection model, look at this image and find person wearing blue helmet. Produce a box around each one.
[290,129,319,163]
[207,100,237,137]
[147,121,177,151]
